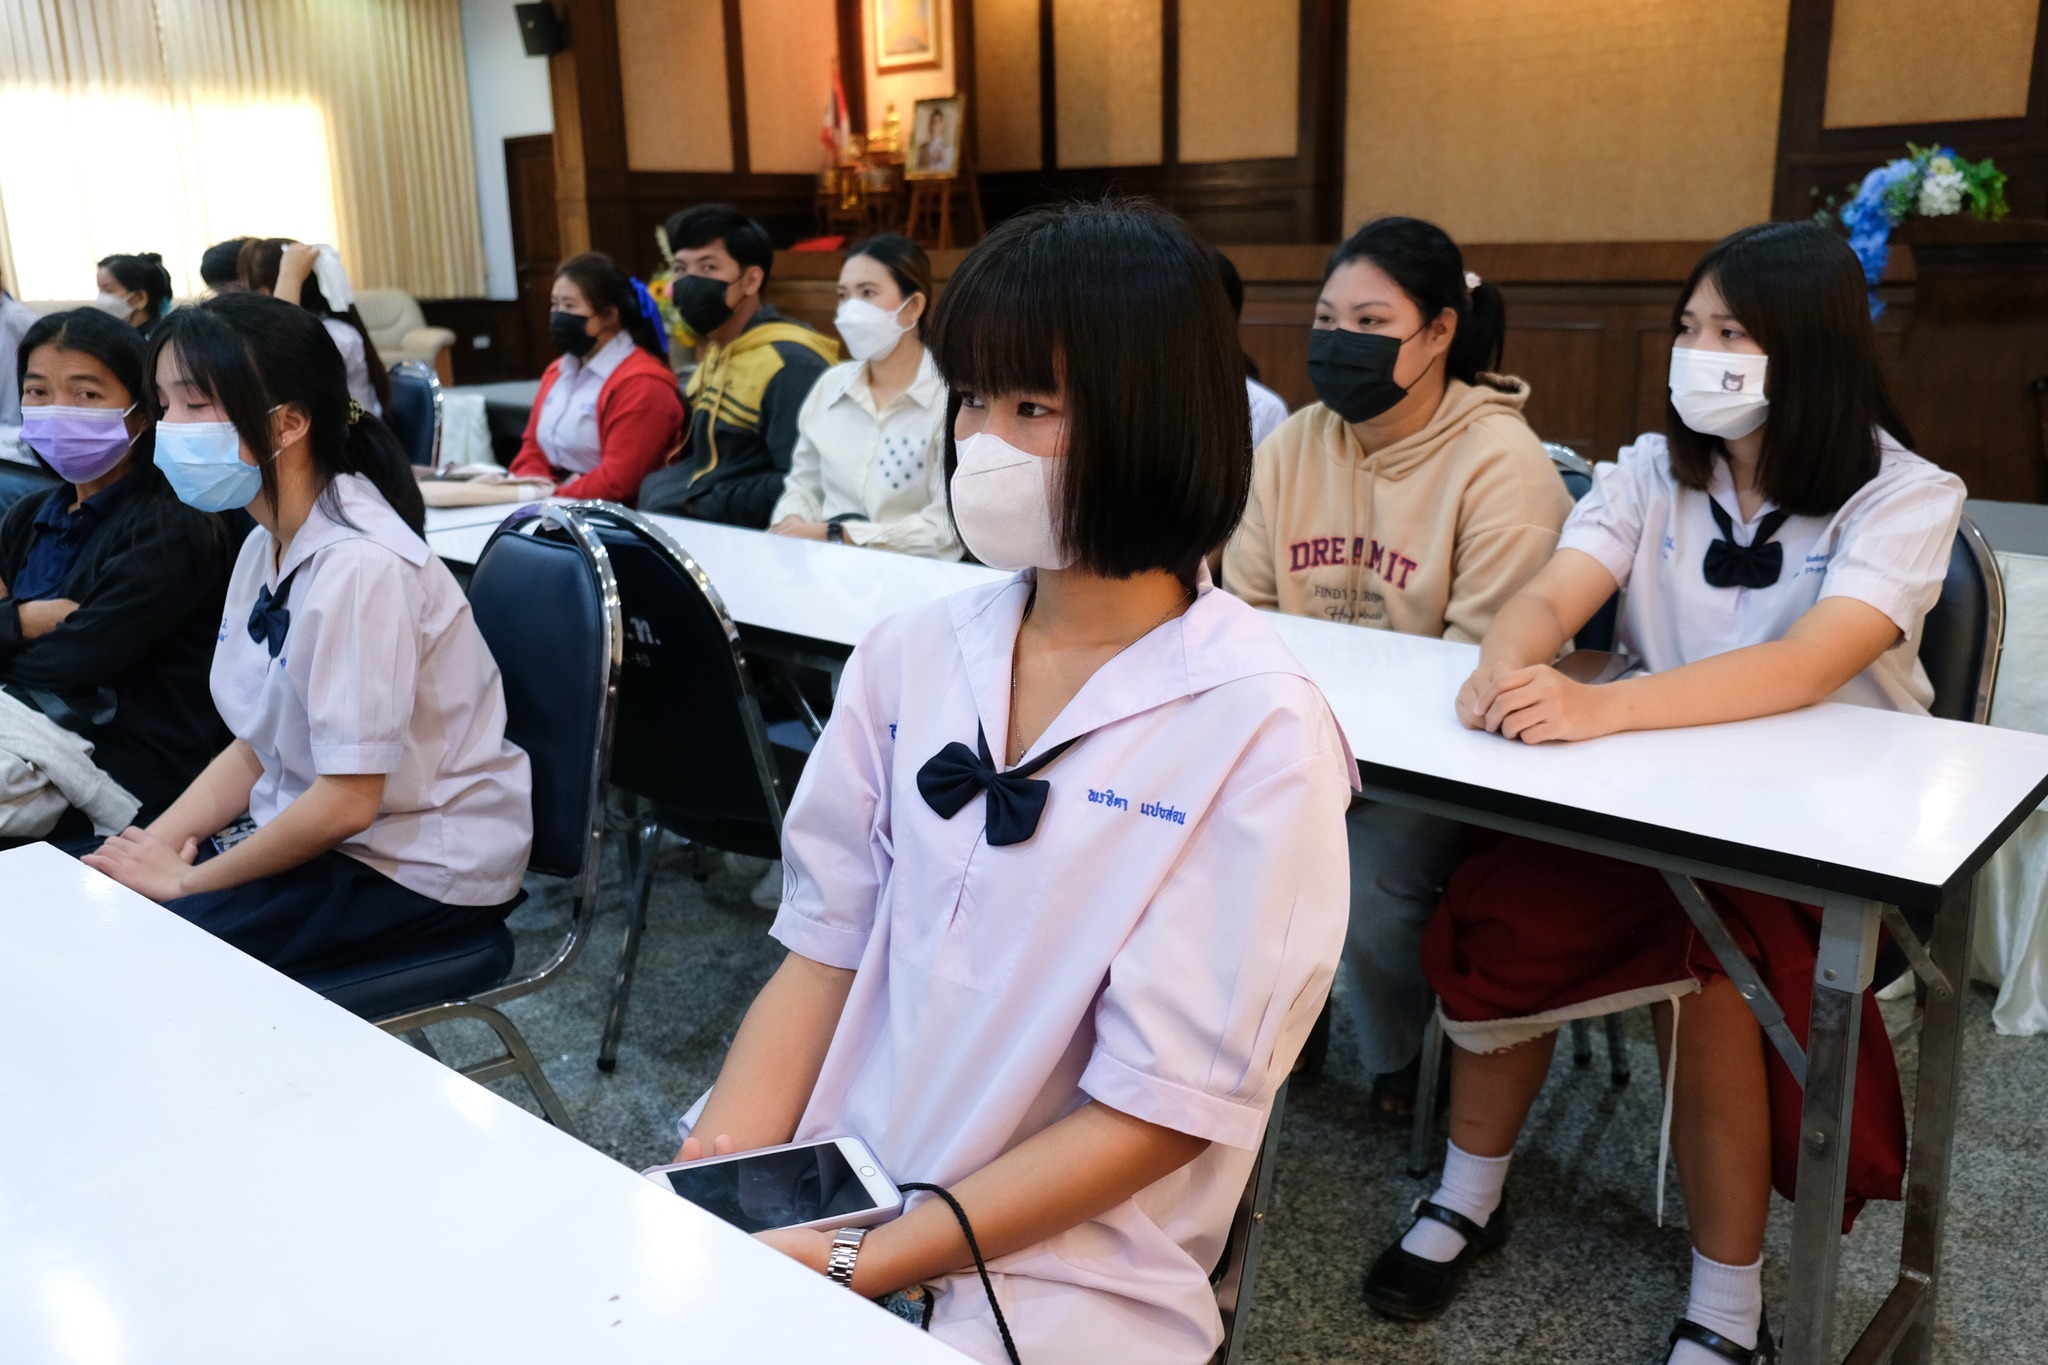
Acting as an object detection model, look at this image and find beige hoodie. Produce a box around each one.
[1223,377,1571,644]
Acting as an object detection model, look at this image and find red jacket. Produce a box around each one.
[510,345,685,504]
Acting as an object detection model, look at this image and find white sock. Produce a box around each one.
[1400,1141,1508,1262]
[1669,1249,1762,1363]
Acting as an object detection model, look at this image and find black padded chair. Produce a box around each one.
[554,503,820,1072]
[0,457,60,516]
[384,358,443,467]
[299,505,621,1132]
[1544,442,1621,653]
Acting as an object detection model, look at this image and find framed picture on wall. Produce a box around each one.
[873,0,942,73]
[904,94,964,179]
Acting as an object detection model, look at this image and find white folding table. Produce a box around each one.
[1267,615,2048,1365]
[0,843,964,1363]
[427,509,2048,1365]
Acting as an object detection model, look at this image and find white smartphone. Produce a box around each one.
[641,1135,904,1234]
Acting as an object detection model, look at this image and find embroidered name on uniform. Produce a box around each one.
[1139,800,1187,826]
[1286,535,1418,589]
[1087,788,1129,810]
[889,722,898,738]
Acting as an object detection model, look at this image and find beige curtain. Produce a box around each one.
[0,0,486,301]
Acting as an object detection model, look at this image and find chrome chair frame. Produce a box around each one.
[372,505,622,1132]
[1210,1081,1288,1365]
[389,357,444,468]
[552,503,811,1072]
[1542,440,1593,481]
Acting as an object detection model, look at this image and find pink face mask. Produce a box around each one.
[19,404,138,483]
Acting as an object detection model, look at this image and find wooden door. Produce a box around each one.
[506,133,558,380]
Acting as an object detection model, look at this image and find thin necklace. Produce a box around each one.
[1007,584,1195,765]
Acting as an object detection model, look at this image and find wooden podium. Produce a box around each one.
[1891,218,2048,502]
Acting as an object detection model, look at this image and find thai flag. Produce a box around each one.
[821,58,851,158]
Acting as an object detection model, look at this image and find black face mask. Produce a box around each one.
[674,273,737,336]
[1307,325,1427,424]
[550,310,597,358]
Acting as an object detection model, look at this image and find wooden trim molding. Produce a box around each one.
[722,0,752,174]
[1772,0,2048,219]
[833,0,868,134]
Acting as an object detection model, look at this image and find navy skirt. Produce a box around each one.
[163,849,523,978]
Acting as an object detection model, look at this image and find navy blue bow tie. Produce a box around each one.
[248,569,299,659]
[916,723,1079,847]
[1702,499,1793,590]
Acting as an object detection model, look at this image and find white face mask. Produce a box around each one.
[950,431,1073,571]
[92,290,133,320]
[835,296,914,363]
[1669,346,1769,440]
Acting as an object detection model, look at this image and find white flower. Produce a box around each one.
[1929,156,1955,176]
[1918,168,1965,217]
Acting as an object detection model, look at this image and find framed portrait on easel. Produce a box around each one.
[904,94,964,180]
[873,0,942,73]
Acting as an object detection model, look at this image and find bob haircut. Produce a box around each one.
[146,293,425,536]
[927,199,1251,586]
[1666,221,1910,516]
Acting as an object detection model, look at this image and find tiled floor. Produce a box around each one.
[441,838,2048,1364]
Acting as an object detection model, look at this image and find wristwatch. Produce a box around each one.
[826,1226,868,1287]
[826,521,846,544]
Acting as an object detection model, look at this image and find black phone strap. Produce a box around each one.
[898,1181,1021,1365]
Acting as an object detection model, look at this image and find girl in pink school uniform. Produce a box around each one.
[673,201,1355,1363]
[1359,222,1964,1365]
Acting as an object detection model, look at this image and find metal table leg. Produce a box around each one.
[1782,897,1882,1365]
[1843,884,1975,1365]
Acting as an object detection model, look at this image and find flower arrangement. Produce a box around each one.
[1821,144,2009,315]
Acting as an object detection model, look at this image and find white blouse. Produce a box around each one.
[320,317,382,420]
[768,350,960,559]
[534,330,636,476]
[210,474,533,904]
[759,570,1354,1363]
[1559,431,1965,713]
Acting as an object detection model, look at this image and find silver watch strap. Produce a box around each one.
[825,1225,868,1287]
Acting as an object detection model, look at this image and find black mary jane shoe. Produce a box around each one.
[1665,1309,1777,1364]
[1360,1197,1509,1322]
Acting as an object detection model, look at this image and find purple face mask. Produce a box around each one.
[19,404,138,483]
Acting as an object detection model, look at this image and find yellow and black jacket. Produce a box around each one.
[641,306,839,527]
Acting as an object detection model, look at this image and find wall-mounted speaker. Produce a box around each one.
[515,3,566,57]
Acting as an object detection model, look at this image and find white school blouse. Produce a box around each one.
[533,330,636,475]
[1247,376,1288,451]
[211,474,533,905]
[320,317,382,420]
[767,571,1354,1364]
[767,351,961,559]
[1558,431,1965,713]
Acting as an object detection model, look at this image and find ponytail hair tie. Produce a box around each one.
[347,398,365,426]
[1465,270,1483,291]
[629,276,671,354]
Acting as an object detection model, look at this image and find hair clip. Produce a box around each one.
[347,398,365,426]
[1465,270,1482,290]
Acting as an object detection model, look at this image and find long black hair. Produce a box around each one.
[237,238,393,411]
[555,252,667,358]
[928,198,1250,586]
[1323,217,1507,387]
[16,307,158,473]
[146,293,425,536]
[1666,222,1908,516]
[98,253,174,327]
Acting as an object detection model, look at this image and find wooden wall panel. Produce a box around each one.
[1345,0,1789,242]
[619,0,735,171]
[1052,0,1163,167]
[1824,0,2038,128]
[975,0,1043,169]
[1180,0,1298,164]
[739,0,840,173]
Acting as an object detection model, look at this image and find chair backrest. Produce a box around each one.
[385,359,443,467]
[1918,516,2004,724]
[354,288,428,353]
[565,503,789,860]
[1543,441,1620,653]
[467,507,621,881]
[1210,1081,1289,1365]
[0,457,60,517]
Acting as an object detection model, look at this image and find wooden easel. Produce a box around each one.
[904,166,986,249]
